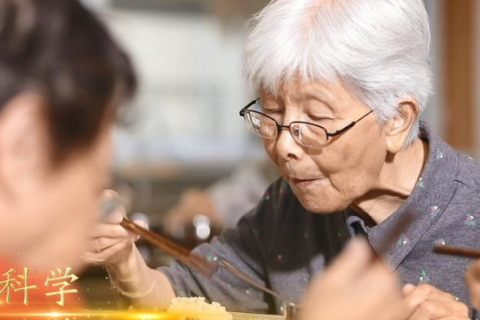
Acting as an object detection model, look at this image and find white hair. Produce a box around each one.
[243,0,433,146]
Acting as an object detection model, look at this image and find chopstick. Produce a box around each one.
[433,245,480,259]
[120,218,218,278]
[220,260,295,304]
[121,218,296,305]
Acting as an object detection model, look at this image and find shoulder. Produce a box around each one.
[431,133,480,192]
[439,147,480,231]
[452,150,480,192]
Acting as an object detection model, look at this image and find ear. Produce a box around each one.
[384,99,420,154]
[0,93,51,199]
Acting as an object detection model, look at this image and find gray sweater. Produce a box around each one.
[161,125,480,317]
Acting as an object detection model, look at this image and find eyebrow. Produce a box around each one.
[300,87,335,112]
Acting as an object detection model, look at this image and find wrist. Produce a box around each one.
[106,245,146,287]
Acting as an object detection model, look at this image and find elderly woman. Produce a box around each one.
[88,0,478,318]
[0,0,136,308]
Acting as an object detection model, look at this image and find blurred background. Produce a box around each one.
[77,0,480,308]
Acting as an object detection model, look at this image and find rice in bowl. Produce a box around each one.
[167,297,233,320]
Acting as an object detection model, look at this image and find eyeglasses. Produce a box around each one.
[239,98,374,150]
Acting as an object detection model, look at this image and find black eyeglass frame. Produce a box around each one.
[239,98,374,147]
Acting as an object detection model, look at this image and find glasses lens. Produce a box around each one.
[244,111,277,139]
[291,123,327,149]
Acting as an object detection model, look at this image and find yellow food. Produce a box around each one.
[167,297,233,320]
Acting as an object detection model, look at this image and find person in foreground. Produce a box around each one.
[302,238,403,320]
[86,0,479,318]
[0,0,136,310]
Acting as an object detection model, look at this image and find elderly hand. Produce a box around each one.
[82,208,144,267]
[82,208,177,308]
[400,283,470,320]
[302,238,402,320]
[467,260,480,310]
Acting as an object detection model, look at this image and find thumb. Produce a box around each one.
[100,190,126,223]
[104,208,126,224]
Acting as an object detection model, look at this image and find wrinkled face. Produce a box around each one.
[261,79,388,213]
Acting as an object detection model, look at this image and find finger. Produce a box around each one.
[84,240,132,265]
[90,223,131,239]
[407,299,468,320]
[401,284,461,319]
[415,284,457,302]
[89,237,124,252]
[99,190,127,221]
[467,260,480,281]
[104,208,126,224]
[467,281,480,308]
[400,285,433,319]
[98,239,132,262]
[128,218,149,241]
[407,300,447,320]
[467,261,480,310]
[403,283,456,306]
[82,246,119,266]
[469,283,480,310]
[94,217,148,241]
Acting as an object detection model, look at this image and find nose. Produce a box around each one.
[275,125,303,160]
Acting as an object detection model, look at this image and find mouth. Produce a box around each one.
[290,178,321,188]
[285,163,325,189]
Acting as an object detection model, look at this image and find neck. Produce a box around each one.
[351,138,429,224]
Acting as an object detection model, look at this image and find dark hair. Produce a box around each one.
[0,0,137,163]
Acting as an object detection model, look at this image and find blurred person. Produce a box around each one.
[0,0,136,310]
[305,240,470,320]
[302,238,402,320]
[163,159,278,233]
[86,0,478,318]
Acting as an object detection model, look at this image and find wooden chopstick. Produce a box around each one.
[120,218,296,305]
[120,218,218,278]
[121,217,301,306]
[220,260,295,304]
[434,245,480,259]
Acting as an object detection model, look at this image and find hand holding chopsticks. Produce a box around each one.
[100,190,296,306]
[120,217,218,278]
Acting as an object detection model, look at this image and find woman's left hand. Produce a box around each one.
[400,283,470,320]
